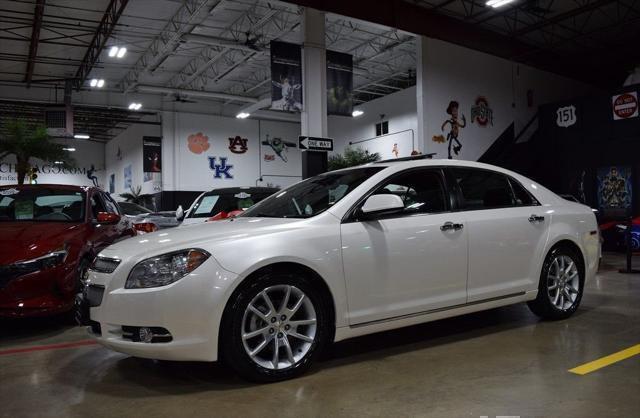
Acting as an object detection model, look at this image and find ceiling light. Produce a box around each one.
[62,147,76,152]
[486,0,515,7]
[90,79,98,87]
[97,79,105,88]
[129,102,142,110]
[54,161,63,165]
[116,47,127,58]
[236,112,250,119]
[74,134,90,139]
[108,46,119,57]
[352,110,364,117]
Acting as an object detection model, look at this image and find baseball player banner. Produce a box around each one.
[270,41,303,113]
[326,50,353,116]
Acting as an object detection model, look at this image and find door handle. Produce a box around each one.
[528,214,545,223]
[441,221,463,231]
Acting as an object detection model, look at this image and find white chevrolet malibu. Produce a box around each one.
[85,158,600,381]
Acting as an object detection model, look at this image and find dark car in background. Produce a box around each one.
[118,201,180,229]
[0,184,136,318]
[180,186,279,225]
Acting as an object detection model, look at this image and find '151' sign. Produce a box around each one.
[556,105,577,128]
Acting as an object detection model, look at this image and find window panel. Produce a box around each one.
[451,168,515,210]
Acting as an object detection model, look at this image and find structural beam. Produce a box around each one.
[24,0,45,88]
[73,0,129,90]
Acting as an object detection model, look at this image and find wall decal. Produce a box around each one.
[439,100,466,159]
[228,136,248,154]
[470,96,493,126]
[187,132,210,154]
[123,164,132,190]
[556,105,577,128]
[392,143,399,158]
[261,135,296,162]
[87,164,99,187]
[612,92,638,120]
[208,157,233,179]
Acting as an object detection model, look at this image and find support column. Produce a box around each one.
[416,35,429,155]
[300,7,328,178]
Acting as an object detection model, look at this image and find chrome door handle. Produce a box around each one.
[441,221,463,231]
[528,214,545,223]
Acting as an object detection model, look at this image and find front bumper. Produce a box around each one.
[87,253,238,362]
[0,263,77,318]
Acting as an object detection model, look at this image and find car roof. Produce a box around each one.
[202,187,280,195]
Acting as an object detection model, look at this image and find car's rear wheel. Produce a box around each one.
[527,246,584,320]
[221,272,330,382]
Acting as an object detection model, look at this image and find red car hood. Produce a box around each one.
[0,222,84,265]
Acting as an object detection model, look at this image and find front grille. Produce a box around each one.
[84,284,105,307]
[89,257,121,274]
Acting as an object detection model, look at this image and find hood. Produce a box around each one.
[99,217,305,260]
[0,222,84,264]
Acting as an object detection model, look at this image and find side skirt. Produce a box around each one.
[334,290,537,343]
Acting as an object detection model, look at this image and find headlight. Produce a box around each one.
[12,247,68,274]
[125,249,210,289]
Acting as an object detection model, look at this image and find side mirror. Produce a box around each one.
[176,205,184,221]
[96,212,121,224]
[359,194,405,219]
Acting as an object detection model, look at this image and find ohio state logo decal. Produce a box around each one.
[470,96,493,126]
[228,136,248,154]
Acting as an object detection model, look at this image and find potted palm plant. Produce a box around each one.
[120,185,154,209]
[0,119,75,185]
[328,146,380,171]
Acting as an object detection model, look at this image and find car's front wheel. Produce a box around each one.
[527,246,585,320]
[220,272,331,382]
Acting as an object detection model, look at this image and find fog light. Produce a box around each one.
[139,327,153,343]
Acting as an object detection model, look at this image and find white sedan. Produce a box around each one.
[85,158,600,381]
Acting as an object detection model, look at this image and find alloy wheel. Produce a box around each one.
[241,285,317,370]
[546,255,580,310]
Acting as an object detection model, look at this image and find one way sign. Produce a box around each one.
[298,136,333,151]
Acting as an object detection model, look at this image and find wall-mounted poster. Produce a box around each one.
[270,41,302,112]
[597,166,632,219]
[326,50,353,116]
[143,136,162,172]
[109,173,115,194]
[123,164,132,191]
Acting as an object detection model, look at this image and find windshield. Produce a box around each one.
[119,201,152,215]
[0,187,86,222]
[186,190,276,219]
[242,167,384,219]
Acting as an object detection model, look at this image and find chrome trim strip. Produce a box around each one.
[350,292,527,329]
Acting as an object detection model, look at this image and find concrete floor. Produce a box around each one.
[1,253,638,418]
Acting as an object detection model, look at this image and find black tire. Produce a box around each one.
[220,271,331,382]
[527,246,585,320]
[71,257,91,325]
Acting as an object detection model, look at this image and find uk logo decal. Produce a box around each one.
[228,136,248,154]
[208,156,234,179]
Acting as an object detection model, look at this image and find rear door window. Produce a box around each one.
[450,168,516,210]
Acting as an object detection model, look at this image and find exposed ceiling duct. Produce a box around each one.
[136,85,259,103]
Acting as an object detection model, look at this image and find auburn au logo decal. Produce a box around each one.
[228,136,248,154]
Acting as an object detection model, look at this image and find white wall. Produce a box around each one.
[0,139,105,187]
[329,86,418,159]
[329,38,598,162]
[162,111,302,192]
[105,123,162,197]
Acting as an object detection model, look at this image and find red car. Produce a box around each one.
[0,184,136,318]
